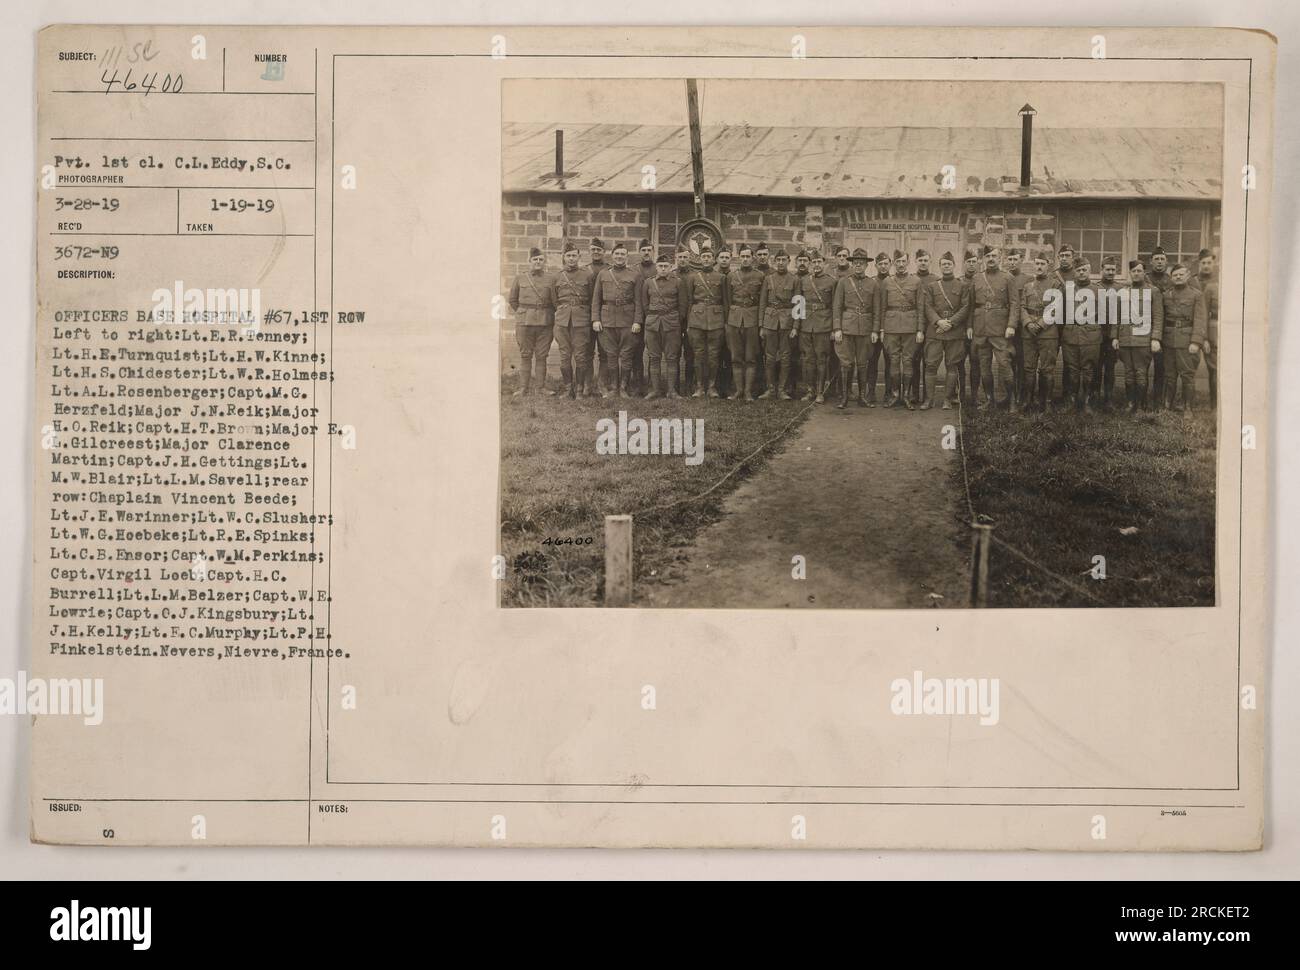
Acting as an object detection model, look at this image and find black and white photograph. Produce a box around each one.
[499,78,1222,609]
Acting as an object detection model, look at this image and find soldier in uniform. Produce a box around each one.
[1117,260,1164,413]
[585,239,611,394]
[755,243,773,275]
[1018,251,1061,412]
[1161,264,1208,412]
[859,252,892,405]
[1059,260,1113,412]
[959,248,981,403]
[684,248,728,398]
[790,249,811,396]
[547,241,595,399]
[825,246,852,398]
[880,249,923,409]
[1196,249,1219,410]
[629,238,657,395]
[757,249,798,400]
[591,243,641,398]
[795,252,836,403]
[636,251,689,399]
[1089,256,1122,409]
[716,247,733,273]
[670,245,693,391]
[1146,246,1176,405]
[1004,249,1027,400]
[922,252,968,410]
[832,248,879,409]
[968,246,1018,412]
[909,249,934,404]
[833,246,853,278]
[724,245,765,401]
[507,247,555,396]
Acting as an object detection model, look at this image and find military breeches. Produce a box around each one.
[883,332,917,396]
[553,325,590,387]
[645,327,681,392]
[972,334,1014,400]
[834,333,871,378]
[1061,341,1101,404]
[725,324,761,368]
[799,331,831,393]
[1118,346,1152,393]
[924,337,967,400]
[1162,345,1200,405]
[1022,330,1059,380]
[688,327,724,391]
[515,324,554,385]
[597,326,635,390]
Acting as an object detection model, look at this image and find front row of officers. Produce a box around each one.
[509,237,1219,413]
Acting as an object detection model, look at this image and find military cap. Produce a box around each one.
[738,244,753,255]
[755,243,770,254]
[610,242,628,253]
[655,251,672,264]
[981,244,998,256]
[638,238,653,249]
[809,250,826,260]
[1101,256,1119,267]
[892,249,907,261]
[940,251,955,262]
[850,248,870,261]
[1006,248,1022,257]
[1150,245,1166,256]
[965,247,981,260]
[562,241,579,254]
[589,238,605,250]
[915,248,929,258]
[699,246,714,256]
[529,247,543,258]
[1171,262,1188,273]
[875,252,890,263]
[835,246,851,257]
[774,248,790,259]
[1128,259,1142,270]
[1198,248,1214,259]
[1058,244,1075,255]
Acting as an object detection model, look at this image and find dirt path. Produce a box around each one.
[640,404,971,609]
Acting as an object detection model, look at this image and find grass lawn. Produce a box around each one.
[958,406,1218,608]
[499,380,813,606]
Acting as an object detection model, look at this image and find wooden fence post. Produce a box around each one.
[969,523,993,608]
[604,514,633,607]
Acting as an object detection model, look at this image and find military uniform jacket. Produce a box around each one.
[1019,275,1056,335]
[1161,284,1208,349]
[548,267,595,328]
[726,267,765,328]
[797,271,836,333]
[758,271,799,331]
[969,270,1014,337]
[1197,274,1220,344]
[924,276,968,340]
[913,270,934,324]
[592,265,641,328]
[636,260,658,284]
[1115,284,1164,347]
[635,275,688,333]
[684,269,728,331]
[509,270,553,327]
[881,273,921,334]
[832,273,879,336]
[1060,283,1113,348]
[1147,269,1176,305]
[1005,270,1026,325]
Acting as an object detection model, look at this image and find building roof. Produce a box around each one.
[503,123,1222,201]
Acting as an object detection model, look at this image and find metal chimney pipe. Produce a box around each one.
[1018,104,1037,188]
[555,129,564,178]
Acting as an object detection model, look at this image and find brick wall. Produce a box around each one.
[501,193,651,290]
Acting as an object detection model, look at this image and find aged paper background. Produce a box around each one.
[23,22,1273,851]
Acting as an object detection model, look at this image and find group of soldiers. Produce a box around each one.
[507,235,1219,414]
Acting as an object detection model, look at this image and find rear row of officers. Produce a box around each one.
[508,237,1218,413]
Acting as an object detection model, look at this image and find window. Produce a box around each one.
[1136,206,1205,269]
[655,201,721,250]
[1057,207,1126,273]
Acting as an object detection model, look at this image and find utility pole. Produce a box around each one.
[686,79,706,218]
